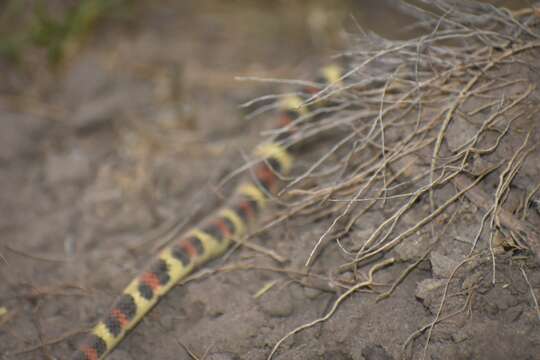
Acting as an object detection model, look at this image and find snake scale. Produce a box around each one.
[71,63,344,360]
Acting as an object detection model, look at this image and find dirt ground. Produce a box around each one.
[1,1,539,360]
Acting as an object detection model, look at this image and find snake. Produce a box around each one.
[71,63,344,360]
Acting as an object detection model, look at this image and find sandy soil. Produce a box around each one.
[1,1,539,360]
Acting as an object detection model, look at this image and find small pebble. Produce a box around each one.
[259,290,294,318]
[415,278,445,301]
[430,251,460,278]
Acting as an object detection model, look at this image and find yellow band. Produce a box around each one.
[322,64,343,85]
[238,183,267,209]
[159,248,191,281]
[190,228,225,260]
[94,323,115,348]
[255,142,293,174]
[280,95,307,115]
[219,208,246,237]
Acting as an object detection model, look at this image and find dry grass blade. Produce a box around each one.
[267,258,395,360]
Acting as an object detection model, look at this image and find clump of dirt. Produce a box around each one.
[1,1,540,360]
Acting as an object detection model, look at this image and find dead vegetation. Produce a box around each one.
[233,1,540,358]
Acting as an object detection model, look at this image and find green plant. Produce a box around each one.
[0,0,133,64]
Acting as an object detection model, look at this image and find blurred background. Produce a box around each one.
[0,0,532,69]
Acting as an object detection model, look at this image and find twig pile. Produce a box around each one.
[248,1,540,358]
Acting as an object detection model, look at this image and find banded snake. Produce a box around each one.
[71,63,345,360]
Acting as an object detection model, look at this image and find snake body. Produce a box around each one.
[71,64,344,360]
